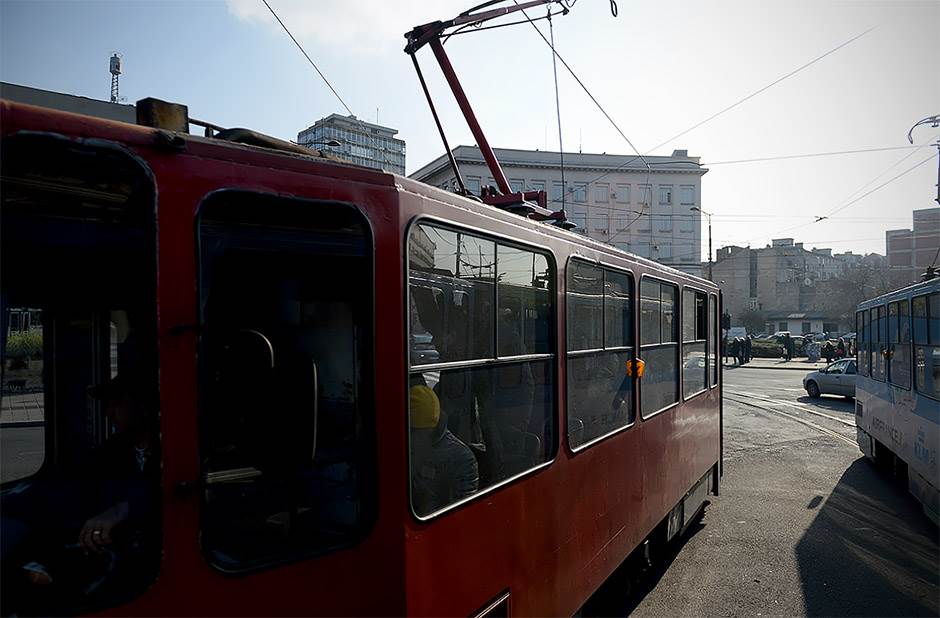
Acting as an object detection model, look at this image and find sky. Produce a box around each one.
[1,0,937,261]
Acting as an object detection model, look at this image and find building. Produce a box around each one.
[297,114,406,175]
[410,146,707,277]
[711,238,887,334]
[886,207,940,281]
[1,81,135,123]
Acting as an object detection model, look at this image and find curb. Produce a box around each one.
[724,364,825,372]
[0,420,45,428]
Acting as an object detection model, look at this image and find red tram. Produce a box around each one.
[0,96,721,616]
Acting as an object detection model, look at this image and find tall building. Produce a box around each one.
[410,146,707,277]
[886,207,940,280]
[297,114,406,175]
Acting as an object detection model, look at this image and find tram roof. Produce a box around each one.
[1,98,715,290]
[857,276,940,310]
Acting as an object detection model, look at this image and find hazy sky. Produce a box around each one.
[2,0,937,260]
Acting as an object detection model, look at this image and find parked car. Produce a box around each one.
[803,358,857,398]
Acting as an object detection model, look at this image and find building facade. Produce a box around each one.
[711,238,887,334]
[297,114,406,175]
[1,81,136,123]
[410,146,707,277]
[886,207,940,281]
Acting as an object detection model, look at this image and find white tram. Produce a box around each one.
[855,276,940,524]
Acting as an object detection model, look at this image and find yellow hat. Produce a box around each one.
[410,385,441,429]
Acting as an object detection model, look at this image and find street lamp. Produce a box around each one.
[690,206,713,281]
[906,114,940,205]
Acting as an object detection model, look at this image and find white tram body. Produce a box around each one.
[855,277,940,524]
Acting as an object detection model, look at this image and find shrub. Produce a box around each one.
[6,330,43,360]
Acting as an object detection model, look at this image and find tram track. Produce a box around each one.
[727,390,856,428]
[724,393,857,447]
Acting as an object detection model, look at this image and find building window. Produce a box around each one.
[640,279,679,417]
[637,185,652,205]
[569,209,587,231]
[529,180,546,192]
[659,186,673,205]
[682,289,708,398]
[779,322,788,331]
[913,292,939,399]
[552,182,565,202]
[510,178,525,193]
[659,243,672,259]
[573,183,588,203]
[594,212,609,234]
[615,184,630,204]
[594,183,610,203]
[408,223,556,517]
[567,262,634,449]
[466,177,482,195]
[801,322,811,334]
[680,186,695,205]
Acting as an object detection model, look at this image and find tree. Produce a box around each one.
[739,309,767,334]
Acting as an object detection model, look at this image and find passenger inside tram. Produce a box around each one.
[409,384,479,515]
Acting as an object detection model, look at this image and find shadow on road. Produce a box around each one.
[796,395,854,413]
[582,508,709,616]
[795,459,939,616]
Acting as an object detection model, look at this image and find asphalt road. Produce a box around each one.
[628,366,940,617]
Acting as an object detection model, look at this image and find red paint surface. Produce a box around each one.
[2,100,720,616]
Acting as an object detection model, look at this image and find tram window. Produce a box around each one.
[567,263,635,450]
[0,134,159,616]
[640,279,679,417]
[409,226,496,364]
[2,309,46,482]
[604,270,632,348]
[682,290,707,399]
[408,223,555,517]
[871,306,886,382]
[567,262,603,351]
[857,310,869,376]
[497,246,551,357]
[708,295,718,387]
[888,301,911,389]
[198,194,375,571]
[913,292,940,400]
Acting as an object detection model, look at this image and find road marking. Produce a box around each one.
[728,390,856,427]
[724,395,857,447]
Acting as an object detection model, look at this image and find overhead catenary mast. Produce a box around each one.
[109,53,122,103]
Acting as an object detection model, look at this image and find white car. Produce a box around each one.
[803,359,857,398]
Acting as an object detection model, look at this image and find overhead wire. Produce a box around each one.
[646,24,878,153]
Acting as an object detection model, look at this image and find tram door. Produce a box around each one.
[196,192,375,574]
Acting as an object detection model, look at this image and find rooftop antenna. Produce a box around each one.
[109,53,122,103]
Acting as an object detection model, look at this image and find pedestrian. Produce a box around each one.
[745,336,753,364]
[783,333,793,361]
[736,337,745,366]
[729,337,739,366]
[837,337,846,360]
[823,340,834,364]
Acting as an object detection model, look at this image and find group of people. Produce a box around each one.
[822,337,850,363]
[724,336,753,366]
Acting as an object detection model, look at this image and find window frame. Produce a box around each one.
[912,291,940,401]
[404,216,559,521]
[709,293,719,389]
[565,257,637,453]
[638,275,680,420]
[888,299,911,390]
[681,285,710,401]
[194,189,379,573]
